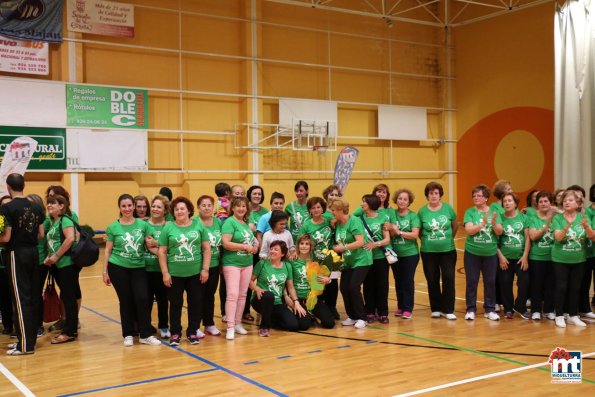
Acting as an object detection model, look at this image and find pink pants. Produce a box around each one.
[222,265,253,328]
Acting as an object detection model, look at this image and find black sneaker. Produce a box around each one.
[170,334,180,346]
[37,327,45,338]
[187,335,200,345]
[1,328,13,335]
[331,308,340,320]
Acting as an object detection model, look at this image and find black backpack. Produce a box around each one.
[59,215,99,267]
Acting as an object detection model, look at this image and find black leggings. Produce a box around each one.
[200,267,220,327]
[553,261,584,317]
[108,263,152,338]
[529,259,554,314]
[340,267,370,321]
[363,257,389,317]
[392,254,419,313]
[497,258,529,313]
[251,291,299,331]
[296,298,335,329]
[0,265,13,332]
[421,250,457,314]
[55,265,81,337]
[168,275,203,337]
[146,271,168,329]
[578,256,594,313]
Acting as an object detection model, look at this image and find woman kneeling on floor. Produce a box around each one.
[250,241,306,337]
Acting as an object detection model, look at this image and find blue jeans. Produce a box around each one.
[464,251,497,313]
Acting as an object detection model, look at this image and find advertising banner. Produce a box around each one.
[67,0,134,38]
[66,84,148,129]
[0,126,66,171]
[0,0,63,43]
[0,34,48,74]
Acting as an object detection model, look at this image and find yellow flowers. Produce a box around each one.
[0,215,6,235]
[321,248,341,263]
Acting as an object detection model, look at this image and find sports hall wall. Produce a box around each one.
[454,3,555,214]
[0,0,554,229]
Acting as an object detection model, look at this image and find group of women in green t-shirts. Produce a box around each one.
[462,181,595,329]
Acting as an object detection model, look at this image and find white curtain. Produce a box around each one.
[554,0,595,190]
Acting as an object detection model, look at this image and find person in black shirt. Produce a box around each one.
[0,173,45,355]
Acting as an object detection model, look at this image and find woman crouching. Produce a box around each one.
[250,241,306,337]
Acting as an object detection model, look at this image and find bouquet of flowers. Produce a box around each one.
[321,248,344,272]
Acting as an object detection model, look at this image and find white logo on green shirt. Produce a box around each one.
[123,230,142,255]
[176,231,199,259]
[429,216,447,240]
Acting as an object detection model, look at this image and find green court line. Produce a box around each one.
[367,325,594,384]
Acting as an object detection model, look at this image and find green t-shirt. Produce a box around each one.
[221,216,256,267]
[252,259,293,305]
[463,207,502,256]
[38,217,50,265]
[498,211,528,259]
[195,216,222,268]
[158,220,208,277]
[335,216,372,268]
[300,217,334,262]
[361,212,390,260]
[528,215,554,261]
[586,206,594,258]
[393,210,420,257]
[417,203,457,253]
[46,216,75,269]
[525,207,538,219]
[145,222,165,272]
[551,213,591,264]
[285,201,309,242]
[249,207,268,235]
[106,219,152,269]
[489,202,505,216]
[290,258,310,299]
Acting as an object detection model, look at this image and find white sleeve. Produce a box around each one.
[285,230,295,250]
[260,232,271,259]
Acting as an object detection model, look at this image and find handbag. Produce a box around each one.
[59,215,99,267]
[359,216,398,264]
[43,274,61,323]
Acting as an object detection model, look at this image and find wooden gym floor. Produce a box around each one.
[1,233,594,396]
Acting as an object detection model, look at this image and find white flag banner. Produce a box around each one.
[0,136,38,197]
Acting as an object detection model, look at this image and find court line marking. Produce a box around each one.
[0,362,35,397]
[56,369,219,397]
[82,306,288,397]
[393,351,595,396]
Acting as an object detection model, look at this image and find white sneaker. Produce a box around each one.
[123,336,134,347]
[234,325,248,335]
[567,316,587,327]
[494,304,501,312]
[555,316,566,328]
[580,312,595,319]
[484,312,500,321]
[341,318,356,326]
[196,329,206,339]
[545,312,556,320]
[430,311,442,318]
[205,325,221,336]
[226,328,234,340]
[563,313,570,320]
[159,328,171,338]
[222,315,227,323]
[354,319,367,329]
[531,312,541,320]
[443,313,457,320]
[464,312,475,320]
[139,336,161,346]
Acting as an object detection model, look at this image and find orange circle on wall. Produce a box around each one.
[457,107,553,216]
[494,130,544,192]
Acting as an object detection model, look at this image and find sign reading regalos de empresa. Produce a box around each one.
[66,84,148,129]
[0,126,66,170]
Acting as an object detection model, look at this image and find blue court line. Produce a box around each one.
[244,361,259,365]
[56,369,218,397]
[366,340,378,344]
[276,355,291,359]
[337,345,351,349]
[82,306,288,397]
[308,349,322,354]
